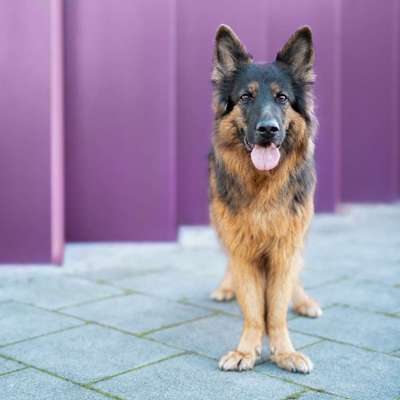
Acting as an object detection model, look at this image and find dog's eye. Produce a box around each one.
[276,93,288,104]
[239,93,252,103]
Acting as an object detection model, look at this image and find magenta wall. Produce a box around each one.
[0,1,54,263]
[341,0,399,202]
[0,0,399,263]
[64,0,177,241]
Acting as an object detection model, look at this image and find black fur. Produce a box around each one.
[288,157,316,213]
[209,150,248,213]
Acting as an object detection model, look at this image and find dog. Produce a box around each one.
[208,25,322,374]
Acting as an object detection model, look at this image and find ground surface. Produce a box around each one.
[0,204,399,400]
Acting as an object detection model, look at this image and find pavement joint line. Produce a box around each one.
[288,328,400,357]
[315,302,400,319]
[56,306,219,338]
[0,366,29,378]
[0,353,125,400]
[178,299,243,317]
[20,314,211,356]
[0,322,88,349]
[296,338,326,351]
[334,303,400,319]
[86,351,189,386]
[52,305,221,339]
[104,285,188,303]
[279,389,309,400]
[304,276,352,290]
[55,291,137,311]
[64,266,169,283]
[137,311,220,337]
[254,368,350,399]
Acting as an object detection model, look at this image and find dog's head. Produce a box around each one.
[212,25,315,171]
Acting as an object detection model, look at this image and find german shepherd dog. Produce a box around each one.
[208,25,322,373]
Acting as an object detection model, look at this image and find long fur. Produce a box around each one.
[209,25,321,374]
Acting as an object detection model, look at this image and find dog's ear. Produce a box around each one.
[212,25,251,84]
[276,26,315,82]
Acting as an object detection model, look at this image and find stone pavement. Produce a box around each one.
[0,204,399,400]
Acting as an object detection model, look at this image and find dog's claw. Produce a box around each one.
[271,351,313,374]
[210,288,235,302]
[218,350,256,371]
[293,300,322,318]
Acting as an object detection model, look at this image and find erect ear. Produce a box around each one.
[212,25,251,84]
[276,26,315,82]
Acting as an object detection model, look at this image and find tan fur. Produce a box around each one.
[210,102,320,373]
[270,82,281,96]
[248,81,259,96]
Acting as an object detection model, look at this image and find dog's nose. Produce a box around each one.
[256,119,280,138]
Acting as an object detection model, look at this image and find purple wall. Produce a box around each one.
[1,0,399,263]
[64,0,177,241]
[0,1,55,263]
[341,0,399,202]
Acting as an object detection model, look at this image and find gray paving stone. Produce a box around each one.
[64,242,179,272]
[113,268,220,302]
[0,204,398,399]
[357,262,400,286]
[95,353,300,400]
[0,355,24,375]
[149,314,320,361]
[0,275,123,309]
[185,294,243,316]
[0,302,82,346]
[1,324,179,384]
[0,368,108,399]
[258,341,400,400]
[289,305,400,352]
[298,268,349,290]
[62,293,212,334]
[0,267,59,289]
[307,279,400,313]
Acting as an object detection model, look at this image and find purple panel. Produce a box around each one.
[177,0,268,224]
[64,0,176,241]
[341,0,398,202]
[177,0,340,224]
[0,1,52,263]
[265,0,341,212]
[396,0,400,198]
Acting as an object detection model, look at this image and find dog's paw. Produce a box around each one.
[271,351,313,374]
[293,299,322,318]
[218,350,256,371]
[210,287,235,302]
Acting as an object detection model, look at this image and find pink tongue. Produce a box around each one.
[250,144,281,171]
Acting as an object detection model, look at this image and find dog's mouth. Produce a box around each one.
[244,137,281,171]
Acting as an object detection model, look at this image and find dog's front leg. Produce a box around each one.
[266,245,314,374]
[218,256,265,371]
